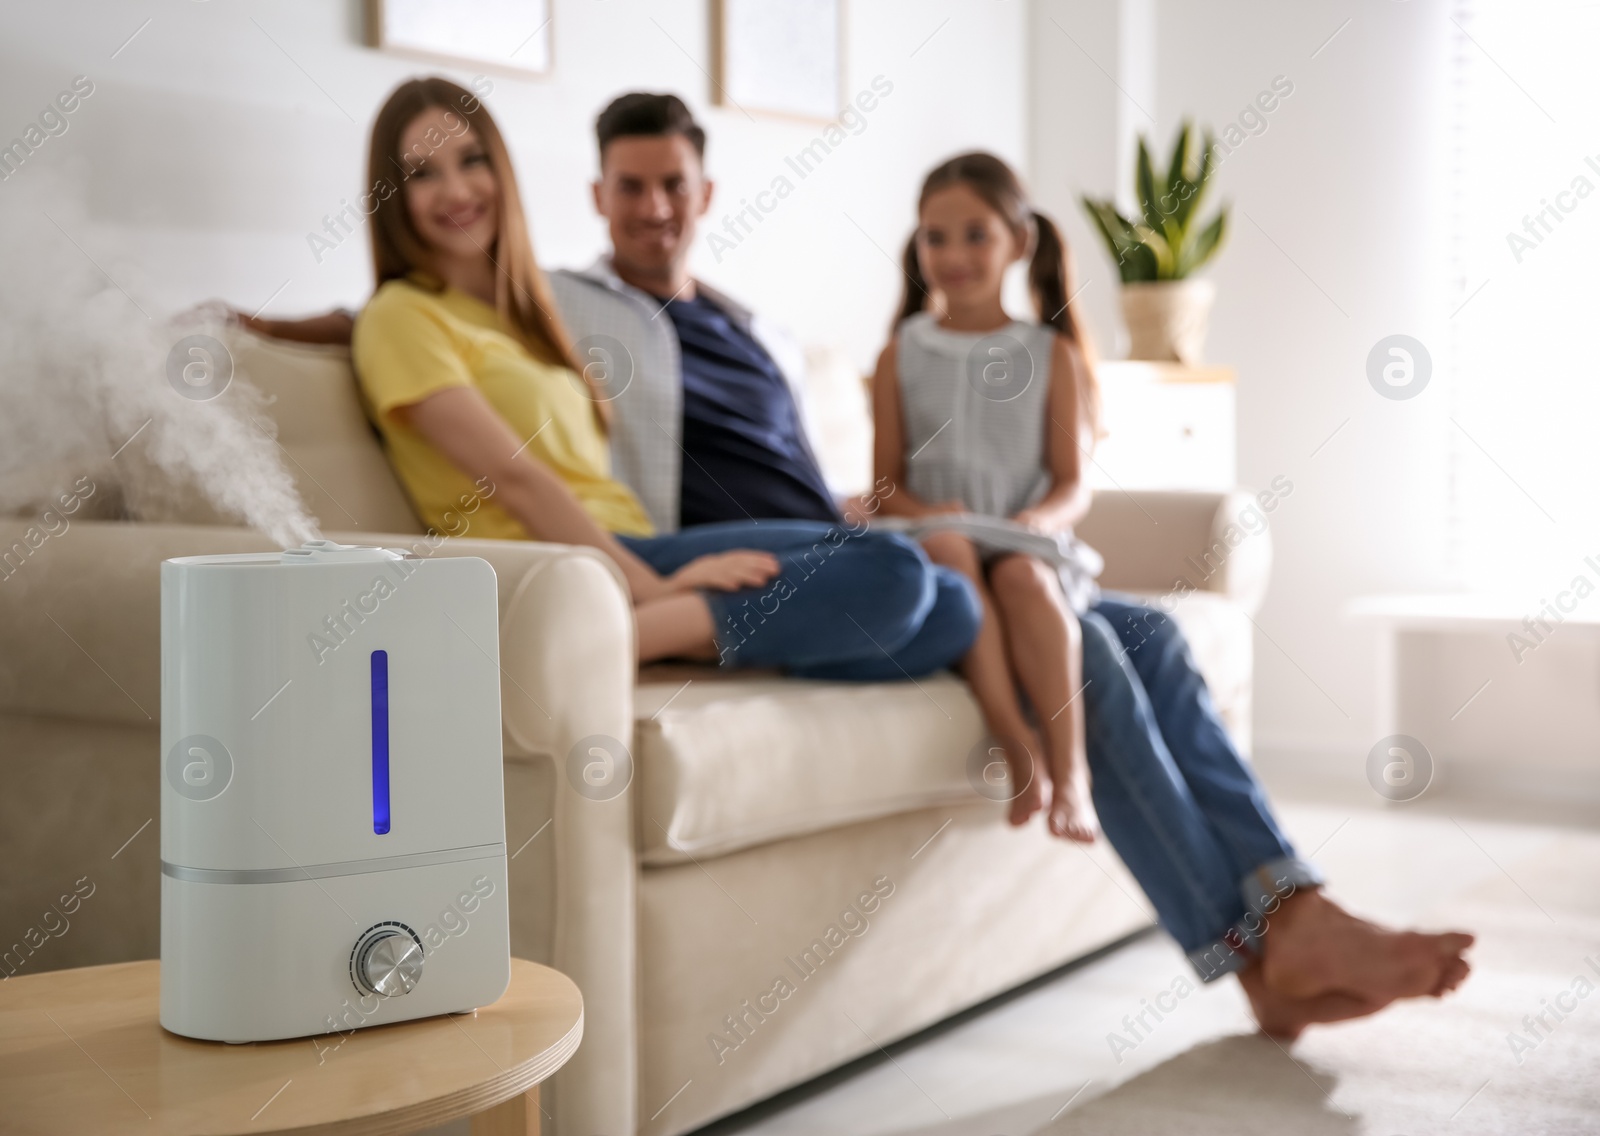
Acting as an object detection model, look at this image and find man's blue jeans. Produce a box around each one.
[1083,595,1324,981]
[619,520,980,680]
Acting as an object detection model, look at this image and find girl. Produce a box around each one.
[872,152,1101,841]
[348,77,979,679]
[871,151,1476,1035]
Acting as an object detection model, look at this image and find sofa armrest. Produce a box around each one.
[0,520,637,1136]
[433,536,638,1136]
[1075,489,1273,615]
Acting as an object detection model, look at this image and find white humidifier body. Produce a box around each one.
[160,540,510,1043]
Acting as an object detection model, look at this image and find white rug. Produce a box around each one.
[1039,831,1600,1136]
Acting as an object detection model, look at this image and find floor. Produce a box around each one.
[684,776,1600,1136]
[419,778,1600,1136]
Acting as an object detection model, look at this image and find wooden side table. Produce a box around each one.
[0,957,581,1135]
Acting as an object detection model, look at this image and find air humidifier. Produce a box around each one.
[159,539,511,1042]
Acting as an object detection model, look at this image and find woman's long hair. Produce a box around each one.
[366,77,607,420]
[897,151,1099,431]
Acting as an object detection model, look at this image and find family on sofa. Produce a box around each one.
[233,77,1473,1042]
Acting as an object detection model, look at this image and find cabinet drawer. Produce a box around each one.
[1089,377,1235,490]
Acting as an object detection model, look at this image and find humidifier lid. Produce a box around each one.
[281,539,410,565]
[166,540,413,570]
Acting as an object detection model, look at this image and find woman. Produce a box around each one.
[346,76,978,678]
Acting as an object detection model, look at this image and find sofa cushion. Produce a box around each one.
[634,672,984,865]
[633,588,1251,864]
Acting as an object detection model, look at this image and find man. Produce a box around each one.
[546,93,842,537]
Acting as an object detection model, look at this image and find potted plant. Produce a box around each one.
[1081,121,1228,364]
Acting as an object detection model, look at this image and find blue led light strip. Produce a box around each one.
[371,650,391,834]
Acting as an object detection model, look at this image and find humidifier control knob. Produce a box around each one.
[354,927,424,998]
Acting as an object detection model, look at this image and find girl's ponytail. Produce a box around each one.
[895,232,931,330]
[1029,210,1071,338]
[1028,208,1099,430]
[1030,209,1096,357]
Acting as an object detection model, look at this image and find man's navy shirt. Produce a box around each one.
[661,292,841,526]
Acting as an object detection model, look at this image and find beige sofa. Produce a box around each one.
[0,332,1270,1136]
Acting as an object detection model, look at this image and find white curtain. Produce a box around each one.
[1448,0,1600,590]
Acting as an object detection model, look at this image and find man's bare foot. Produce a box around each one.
[994,730,1049,826]
[1047,768,1099,843]
[1237,963,1385,1041]
[1434,953,1472,997]
[1260,888,1474,1005]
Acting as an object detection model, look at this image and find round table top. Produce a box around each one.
[0,957,582,1135]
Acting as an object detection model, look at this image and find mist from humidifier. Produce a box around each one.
[0,163,320,548]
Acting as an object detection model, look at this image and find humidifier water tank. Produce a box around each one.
[159,540,510,1042]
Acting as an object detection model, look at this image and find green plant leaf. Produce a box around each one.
[1080,198,1128,277]
[1174,128,1217,232]
[1132,221,1176,279]
[1154,121,1193,243]
[1081,197,1160,282]
[1198,127,1217,185]
[1081,197,1131,254]
[1136,137,1163,233]
[1178,210,1227,277]
[1121,244,1160,282]
[1165,119,1192,202]
[1160,211,1187,259]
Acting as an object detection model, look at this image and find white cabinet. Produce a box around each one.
[1088,362,1235,491]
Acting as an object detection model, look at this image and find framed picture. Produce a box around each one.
[367,0,553,78]
[712,0,844,123]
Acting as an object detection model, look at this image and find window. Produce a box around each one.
[1447,0,1600,590]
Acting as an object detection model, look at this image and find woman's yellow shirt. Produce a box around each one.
[351,277,654,540]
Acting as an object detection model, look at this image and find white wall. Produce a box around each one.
[1031,0,1456,765]
[0,0,1028,370]
[1027,0,1123,351]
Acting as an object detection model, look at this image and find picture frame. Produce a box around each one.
[711,0,845,123]
[366,0,554,79]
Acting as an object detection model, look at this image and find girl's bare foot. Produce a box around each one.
[1260,889,1474,1005]
[1237,963,1385,1041]
[1047,768,1100,843]
[995,729,1049,826]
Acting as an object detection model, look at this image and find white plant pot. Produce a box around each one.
[1119,279,1216,364]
